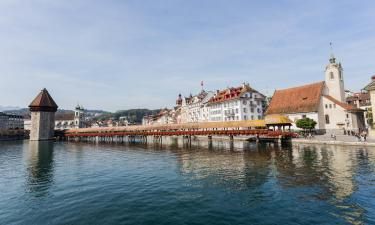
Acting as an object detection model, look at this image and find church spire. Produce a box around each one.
[329,42,336,63]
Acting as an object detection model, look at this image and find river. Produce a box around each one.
[0,140,374,225]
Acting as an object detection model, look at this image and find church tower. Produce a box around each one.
[29,88,58,141]
[324,53,345,102]
[74,104,85,129]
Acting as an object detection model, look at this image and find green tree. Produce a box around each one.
[296,118,317,132]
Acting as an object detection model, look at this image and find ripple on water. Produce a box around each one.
[0,141,375,225]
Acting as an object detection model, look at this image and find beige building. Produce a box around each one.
[363,76,375,136]
[267,55,365,134]
[178,90,214,123]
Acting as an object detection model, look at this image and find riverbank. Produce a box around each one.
[291,134,375,147]
[292,138,375,147]
[196,134,375,147]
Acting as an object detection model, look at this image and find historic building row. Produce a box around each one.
[143,83,267,125]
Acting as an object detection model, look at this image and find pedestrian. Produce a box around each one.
[362,131,367,141]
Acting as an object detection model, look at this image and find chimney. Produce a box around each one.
[216,90,219,94]
[372,75,375,81]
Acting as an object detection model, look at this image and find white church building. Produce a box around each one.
[266,54,365,134]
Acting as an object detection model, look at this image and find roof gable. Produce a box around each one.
[266,82,324,114]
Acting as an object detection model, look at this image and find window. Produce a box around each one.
[251,115,254,120]
[235,108,238,113]
[244,115,247,120]
[330,72,334,80]
[346,114,349,119]
[325,104,328,109]
[243,100,247,105]
[329,104,332,109]
[249,93,252,98]
[258,115,261,119]
[257,108,260,113]
[325,115,330,124]
[302,115,306,119]
[244,108,247,113]
[251,108,254,113]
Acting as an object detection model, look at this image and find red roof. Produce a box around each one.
[55,113,74,121]
[208,84,261,104]
[29,88,58,112]
[266,82,324,114]
[324,95,363,112]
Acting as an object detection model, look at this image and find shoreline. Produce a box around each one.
[291,138,375,147]
[195,135,375,147]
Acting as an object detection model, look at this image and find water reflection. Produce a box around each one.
[26,141,55,196]
[4,139,372,225]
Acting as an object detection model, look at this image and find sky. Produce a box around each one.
[0,0,374,112]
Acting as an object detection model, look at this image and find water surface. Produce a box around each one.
[0,140,374,225]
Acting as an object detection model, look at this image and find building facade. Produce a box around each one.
[0,112,24,130]
[346,92,372,127]
[267,55,365,134]
[55,105,86,130]
[207,83,266,122]
[179,90,214,123]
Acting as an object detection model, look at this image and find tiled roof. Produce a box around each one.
[55,113,75,121]
[208,84,261,104]
[29,88,58,112]
[266,82,324,114]
[324,95,363,112]
[185,90,208,104]
[346,92,370,107]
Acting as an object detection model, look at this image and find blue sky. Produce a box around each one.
[0,0,374,111]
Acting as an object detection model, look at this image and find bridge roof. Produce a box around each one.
[65,120,267,133]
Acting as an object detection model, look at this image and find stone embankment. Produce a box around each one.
[0,129,26,141]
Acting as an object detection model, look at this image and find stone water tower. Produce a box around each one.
[29,88,58,141]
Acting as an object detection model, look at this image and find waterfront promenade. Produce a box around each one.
[293,134,375,146]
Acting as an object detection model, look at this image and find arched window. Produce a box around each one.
[330,72,334,80]
[325,115,330,124]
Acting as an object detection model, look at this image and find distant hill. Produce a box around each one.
[95,109,161,124]
[0,106,20,112]
[2,108,156,124]
[3,108,108,118]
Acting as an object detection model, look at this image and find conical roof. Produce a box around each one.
[29,88,58,112]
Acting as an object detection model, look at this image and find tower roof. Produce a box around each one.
[29,88,58,112]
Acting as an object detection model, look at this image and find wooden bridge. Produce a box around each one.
[63,115,296,143]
